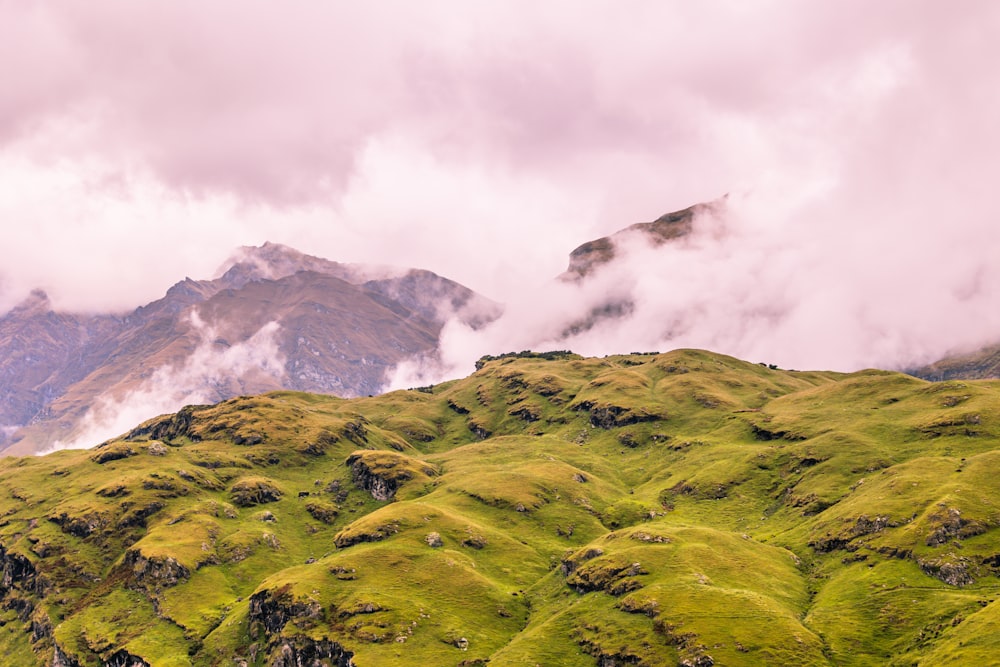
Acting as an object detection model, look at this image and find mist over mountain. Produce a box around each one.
[561,201,713,280]
[389,198,1000,391]
[0,243,498,455]
[6,199,999,458]
[910,342,1000,382]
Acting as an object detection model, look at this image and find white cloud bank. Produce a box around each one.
[1,1,999,381]
[44,315,284,452]
[388,190,1000,388]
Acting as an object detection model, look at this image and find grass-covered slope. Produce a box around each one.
[1,350,999,666]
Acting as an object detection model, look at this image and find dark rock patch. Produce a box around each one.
[230,478,283,507]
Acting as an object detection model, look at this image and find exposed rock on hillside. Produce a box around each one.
[346,450,438,501]
[246,587,355,666]
[230,477,284,507]
[124,549,190,589]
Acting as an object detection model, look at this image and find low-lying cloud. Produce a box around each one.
[45,315,284,452]
[2,2,1000,377]
[388,189,1000,388]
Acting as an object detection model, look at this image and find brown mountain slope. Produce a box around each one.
[910,342,1000,381]
[1,244,498,455]
[0,291,120,447]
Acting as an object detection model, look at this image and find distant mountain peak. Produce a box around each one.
[7,288,52,316]
[563,198,726,279]
[240,241,310,268]
[217,242,328,285]
[216,242,409,290]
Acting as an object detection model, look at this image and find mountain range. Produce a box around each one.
[1,349,999,665]
[0,243,498,455]
[2,203,998,457]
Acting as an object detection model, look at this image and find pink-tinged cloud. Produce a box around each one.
[1,1,999,375]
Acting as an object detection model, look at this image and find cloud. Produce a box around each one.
[44,314,284,452]
[388,184,1000,388]
[2,1,1000,375]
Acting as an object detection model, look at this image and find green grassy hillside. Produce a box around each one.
[1,349,999,666]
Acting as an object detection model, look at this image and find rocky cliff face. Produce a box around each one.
[0,243,498,455]
[248,587,355,666]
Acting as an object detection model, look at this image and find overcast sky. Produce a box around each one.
[2,1,999,372]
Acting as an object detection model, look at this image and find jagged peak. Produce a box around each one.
[215,242,422,288]
[215,242,319,282]
[163,277,216,302]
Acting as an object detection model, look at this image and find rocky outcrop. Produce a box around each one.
[48,510,111,539]
[249,587,325,635]
[90,443,138,464]
[508,404,541,422]
[572,401,663,429]
[230,478,284,507]
[809,515,895,553]
[574,633,645,666]
[269,638,355,667]
[304,501,339,524]
[467,419,492,440]
[1,546,47,598]
[124,549,190,589]
[346,452,437,502]
[918,556,976,587]
[126,405,206,444]
[51,645,84,667]
[560,547,604,576]
[333,520,402,549]
[348,458,399,501]
[116,501,166,529]
[925,507,987,546]
[748,421,806,442]
[248,586,354,667]
[104,650,152,667]
[565,554,646,596]
[51,644,151,667]
[1,545,59,664]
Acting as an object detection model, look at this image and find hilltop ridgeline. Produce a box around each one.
[1,349,1000,665]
